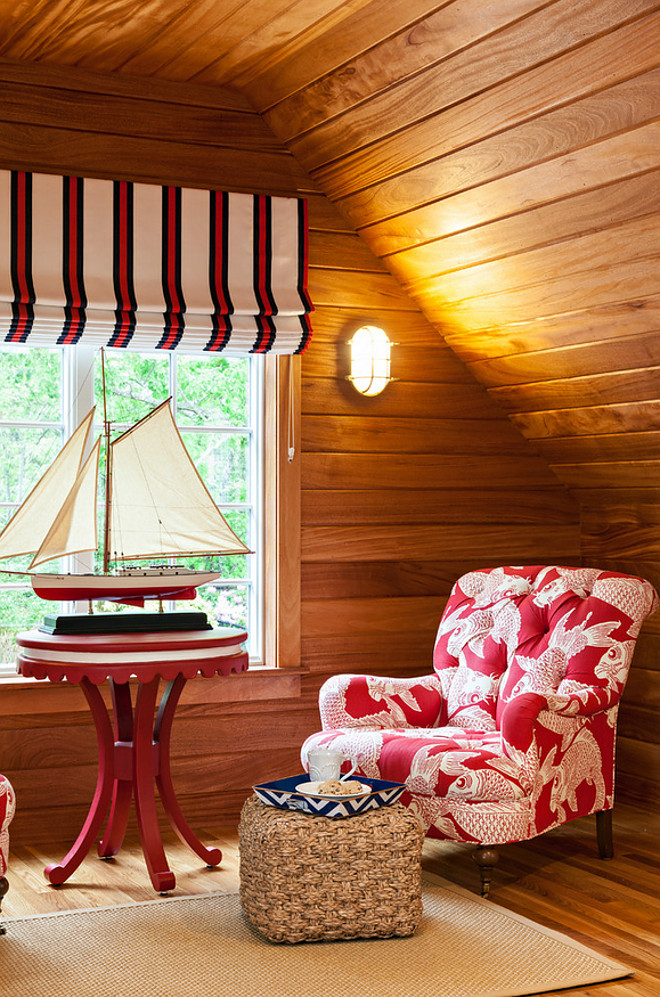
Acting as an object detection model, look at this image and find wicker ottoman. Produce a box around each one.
[238,795,424,944]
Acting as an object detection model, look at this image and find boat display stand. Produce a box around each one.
[16,625,249,894]
[39,609,212,635]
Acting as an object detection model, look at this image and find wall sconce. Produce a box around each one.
[347,325,393,396]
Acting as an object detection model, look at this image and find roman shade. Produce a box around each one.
[0,170,313,355]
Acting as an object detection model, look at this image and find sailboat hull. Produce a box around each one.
[30,569,221,604]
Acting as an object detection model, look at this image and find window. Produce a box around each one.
[0,345,271,668]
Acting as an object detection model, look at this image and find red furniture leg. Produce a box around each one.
[17,625,249,893]
[132,677,176,894]
[154,675,222,867]
[45,677,115,886]
[98,681,134,858]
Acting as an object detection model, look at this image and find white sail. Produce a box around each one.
[30,437,101,568]
[108,399,250,561]
[0,408,96,562]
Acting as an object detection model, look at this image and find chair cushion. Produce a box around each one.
[303,727,530,803]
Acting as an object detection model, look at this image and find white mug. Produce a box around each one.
[307,748,356,782]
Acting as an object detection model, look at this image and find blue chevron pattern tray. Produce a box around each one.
[252,774,406,819]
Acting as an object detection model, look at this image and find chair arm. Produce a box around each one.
[319,673,444,730]
[501,684,617,736]
[500,688,618,771]
[499,690,619,819]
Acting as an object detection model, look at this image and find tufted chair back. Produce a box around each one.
[432,565,657,732]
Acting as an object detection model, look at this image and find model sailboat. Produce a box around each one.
[0,398,249,606]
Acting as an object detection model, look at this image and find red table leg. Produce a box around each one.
[19,625,247,894]
[45,677,115,886]
[98,681,134,859]
[133,677,176,894]
[154,675,222,867]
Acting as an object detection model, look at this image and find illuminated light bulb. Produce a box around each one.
[347,325,392,396]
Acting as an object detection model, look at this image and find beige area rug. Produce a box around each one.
[0,874,630,997]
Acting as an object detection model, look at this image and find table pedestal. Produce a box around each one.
[17,626,248,893]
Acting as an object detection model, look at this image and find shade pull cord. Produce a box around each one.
[287,356,295,463]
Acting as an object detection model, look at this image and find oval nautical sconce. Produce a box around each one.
[347,325,393,396]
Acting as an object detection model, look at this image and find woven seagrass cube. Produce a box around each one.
[238,795,424,944]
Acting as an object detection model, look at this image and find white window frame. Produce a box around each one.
[0,345,277,671]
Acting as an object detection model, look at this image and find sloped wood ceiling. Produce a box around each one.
[0,2,657,570]
[238,1,660,568]
[0,1,658,809]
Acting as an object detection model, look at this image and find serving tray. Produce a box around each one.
[252,773,406,819]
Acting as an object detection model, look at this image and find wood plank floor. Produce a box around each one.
[2,803,659,997]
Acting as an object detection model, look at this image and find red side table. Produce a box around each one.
[16,626,249,893]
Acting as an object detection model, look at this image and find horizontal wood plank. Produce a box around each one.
[443,294,660,364]
[581,501,660,526]
[301,488,577,525]
[301,523,581,562]
[489,368,660,414]
[308,230,387,272]
[307,308,454,344]
[579,522,660,560]
[0,81,276,150]
[0,122,317,194]
[301,453,567,489]
[301,560,467,600]
[622,668,660,710]
[302,594,440,637]
[536,431,660,465]
[0,57,254,109]
[555,463,660,489]
[618,704,660,745]
[511,400,660,440]
[301,377,505,420]
[469,330,660,388]
[308,268,417,310]
[617,736,660,788]
[302,414,534,454]
[301,631,437,675]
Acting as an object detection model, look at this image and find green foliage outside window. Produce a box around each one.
[0,348,62,421]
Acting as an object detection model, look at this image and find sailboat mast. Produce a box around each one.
[101,349,112,574]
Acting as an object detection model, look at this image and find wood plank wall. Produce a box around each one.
[0,60,580,845]
[235,2,660,810]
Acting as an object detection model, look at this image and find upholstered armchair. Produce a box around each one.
[302,565,658,896]
[0,774,15,933]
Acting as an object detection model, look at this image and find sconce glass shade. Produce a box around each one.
[348,325,392,396]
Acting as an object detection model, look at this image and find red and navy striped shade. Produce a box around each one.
[0,170,313,354]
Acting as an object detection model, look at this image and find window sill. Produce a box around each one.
[0,664,306,715]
